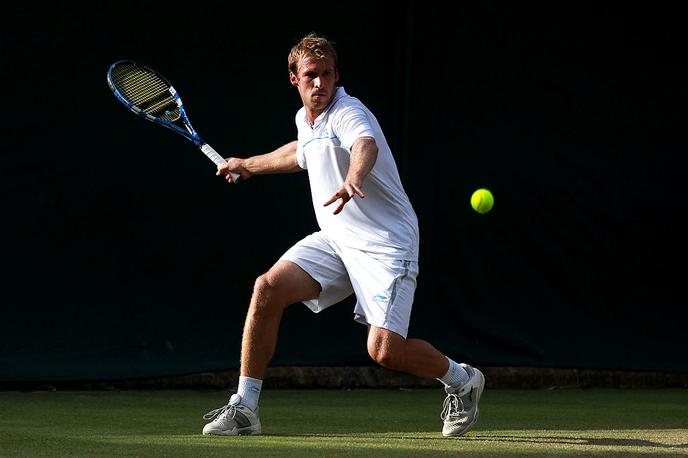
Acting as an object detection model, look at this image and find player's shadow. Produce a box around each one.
[272,433,688,449]
[462,434,688,449]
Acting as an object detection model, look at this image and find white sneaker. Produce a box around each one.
[441,364,485,437]
[202,394,262,436]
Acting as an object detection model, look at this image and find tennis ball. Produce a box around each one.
[471,188,494,214]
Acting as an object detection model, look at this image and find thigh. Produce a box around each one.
[367,324,407,353]
[279,231,354,312]
[263,259,322,306]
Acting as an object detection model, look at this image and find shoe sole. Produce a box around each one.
[202,424,262,436]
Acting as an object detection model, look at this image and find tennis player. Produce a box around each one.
[202,33,484,437]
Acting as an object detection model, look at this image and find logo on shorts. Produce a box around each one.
[373,293,389,304]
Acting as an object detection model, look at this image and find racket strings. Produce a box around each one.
[111,64,180,121]
[112,66,167,104]
[141,93,179,120]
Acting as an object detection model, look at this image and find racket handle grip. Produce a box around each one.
[201,143,240,182]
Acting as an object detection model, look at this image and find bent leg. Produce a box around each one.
[366,325,449,379]
[241,260,321,380]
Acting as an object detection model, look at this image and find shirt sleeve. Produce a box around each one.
[296,141,307,169]
[333,106,376,150]
[294,109,307,169]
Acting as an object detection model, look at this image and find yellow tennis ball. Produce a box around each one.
[471,188,494,214]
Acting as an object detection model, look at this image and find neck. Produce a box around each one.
[305,108,322,126]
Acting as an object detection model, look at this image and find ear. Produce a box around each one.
[335,69,340,83]
[289,72,298,87]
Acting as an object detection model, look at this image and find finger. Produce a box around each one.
[333,199,346,215]
[352,185,365,199]
[323,193,340,207]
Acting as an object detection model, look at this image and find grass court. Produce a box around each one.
[1,388,687,456]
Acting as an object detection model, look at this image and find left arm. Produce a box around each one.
[323,136,378,215]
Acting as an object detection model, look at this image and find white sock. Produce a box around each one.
[438,357,470,388]
[236,375,263,411]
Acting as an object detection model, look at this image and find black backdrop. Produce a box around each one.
[1,2,686,381]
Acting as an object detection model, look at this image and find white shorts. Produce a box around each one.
[279,231,419,338]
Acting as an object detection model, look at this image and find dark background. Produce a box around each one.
[1,1,686,381]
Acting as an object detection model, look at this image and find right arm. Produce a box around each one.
[217,140,302,183]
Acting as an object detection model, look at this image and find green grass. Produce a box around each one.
[1,389,687,457]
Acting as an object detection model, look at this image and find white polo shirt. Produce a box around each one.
[295,87,419,261]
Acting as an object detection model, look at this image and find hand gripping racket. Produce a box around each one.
[107,60,239,181]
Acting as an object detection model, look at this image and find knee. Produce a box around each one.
[250,273,285,312]
[368,339,403,371]
[252,273,272,297]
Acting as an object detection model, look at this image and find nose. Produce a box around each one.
[313,76,322,88]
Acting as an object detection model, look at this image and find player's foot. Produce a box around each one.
[441,364,485,437]
[202,394,262,436]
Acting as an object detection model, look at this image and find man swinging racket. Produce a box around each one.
[202,32,484,437]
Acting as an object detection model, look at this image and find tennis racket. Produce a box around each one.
[107,60,239,181]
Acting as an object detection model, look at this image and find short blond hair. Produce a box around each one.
[288,32,338,74]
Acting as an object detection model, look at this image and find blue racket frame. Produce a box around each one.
[107,60,204,146]
[107,60,239,180]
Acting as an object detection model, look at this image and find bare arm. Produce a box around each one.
[216,140,302,183]
[324,137,378,214]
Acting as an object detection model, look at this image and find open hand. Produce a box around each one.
[323,183,365,215]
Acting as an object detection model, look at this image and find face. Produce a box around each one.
[290,55,339,120]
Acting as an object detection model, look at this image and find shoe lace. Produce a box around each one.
[440,393,465,420]
[203,402,237,421]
